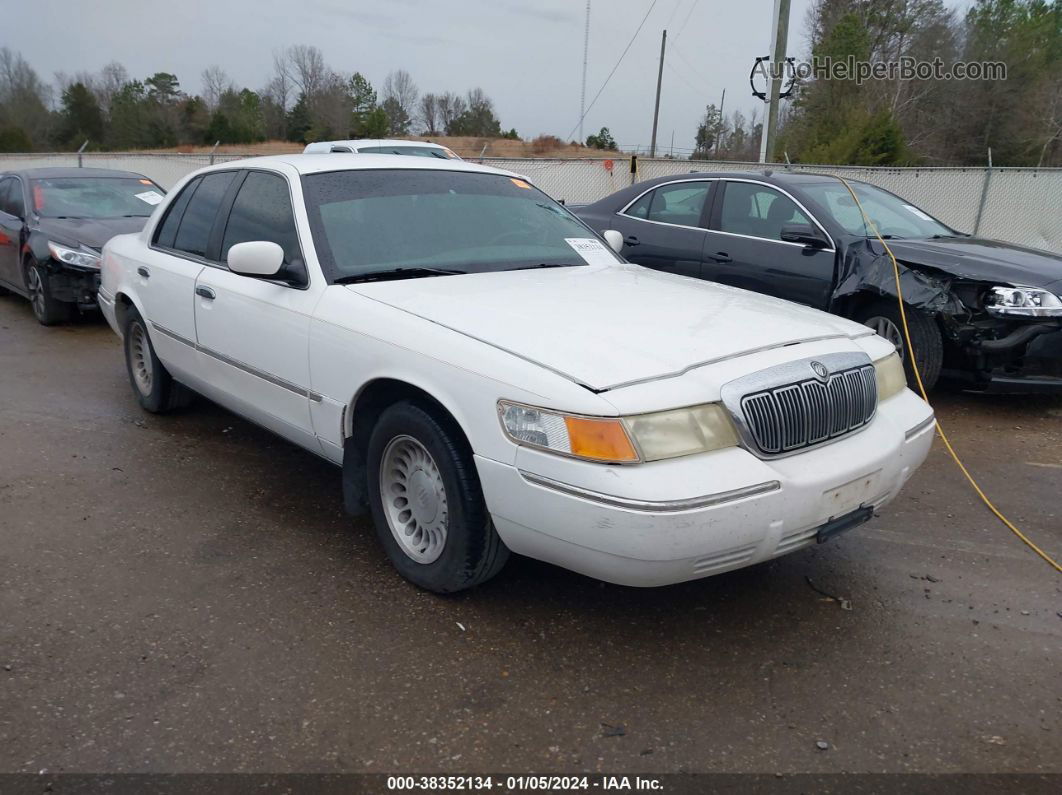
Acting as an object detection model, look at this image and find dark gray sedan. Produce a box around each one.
[574,171,1062,392]
[0,167,164,325]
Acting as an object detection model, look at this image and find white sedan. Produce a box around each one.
[303,139,461,159]
[98,154,935,593]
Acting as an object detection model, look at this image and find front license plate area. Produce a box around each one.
[816,505,874,544]
[823,470,881,517]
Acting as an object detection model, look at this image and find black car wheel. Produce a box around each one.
[857,299,943,391]
[25,261,73,326]
[365,400,509,593]
[123,307,192,413]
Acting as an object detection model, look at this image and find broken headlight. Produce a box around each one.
[985,286,1062,318]
[48,241,101,270]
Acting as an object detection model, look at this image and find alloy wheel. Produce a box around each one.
[27,267,46,322]
[864,315,906,360]
[379,434,449,564]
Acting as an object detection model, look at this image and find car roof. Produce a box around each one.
[1,167,151,180]
[198,153,516,178]
[308,139,449,150]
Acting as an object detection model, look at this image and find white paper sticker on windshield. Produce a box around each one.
[565,237,616,265]
[902,204,932,222]
[135,190,163,205]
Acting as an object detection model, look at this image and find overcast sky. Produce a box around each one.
[16,0,964,153]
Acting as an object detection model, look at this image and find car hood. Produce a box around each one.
[347,264,872,391]
[34,216,150,251]
[884,237,1062,289]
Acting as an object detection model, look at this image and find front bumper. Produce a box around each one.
[475,389,935,587]
[950,322,1062,393]
[46,261,101,308]
[97,287,120,335]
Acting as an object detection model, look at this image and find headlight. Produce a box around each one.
[875,352,907,400]
[498,400,739,463]
[48,241,101,269]
[985,286,1062,317]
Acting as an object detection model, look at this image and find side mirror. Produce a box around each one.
[780,223,828,248]
[228,241,284,277]
[603,229,624,254]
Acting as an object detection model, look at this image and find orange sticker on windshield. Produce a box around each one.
[139,179,153,185]
[510,178,531,189]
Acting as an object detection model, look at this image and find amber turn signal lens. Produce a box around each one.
[563,417,639,463]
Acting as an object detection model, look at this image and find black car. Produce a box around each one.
[0,167,165,325]
[574,171,1062,392]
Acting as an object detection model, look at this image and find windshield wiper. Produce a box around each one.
[334,267,467,284]
[504,262,584,271]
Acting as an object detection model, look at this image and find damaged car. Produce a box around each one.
[0,167,165,325]
[573,172,1062,392]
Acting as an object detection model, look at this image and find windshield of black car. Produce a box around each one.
[801,181,953,239]
[356,146,457,159]
[302,169,614,280]
[31,177,165,218]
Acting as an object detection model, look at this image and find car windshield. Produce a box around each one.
[800,180,954,239]
[357,146,458,159]
[31,176,165,219]
[302,169,615,280]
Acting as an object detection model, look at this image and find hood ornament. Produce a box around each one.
[810,360,830,381]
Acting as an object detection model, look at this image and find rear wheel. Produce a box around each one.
[366,401,509,593]
[123,307,192,413]
[857,299,943,392]
[26,262,73,326]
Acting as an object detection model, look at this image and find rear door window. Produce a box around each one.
[172,171,236,258]
[154,177,200,249]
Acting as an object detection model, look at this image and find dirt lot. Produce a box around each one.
[0,295,1059,775]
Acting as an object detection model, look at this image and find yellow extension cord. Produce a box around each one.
[836,177,1061,573]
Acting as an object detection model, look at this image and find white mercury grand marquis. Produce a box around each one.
[98,154,936,592]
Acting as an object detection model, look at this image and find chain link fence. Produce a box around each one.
[2,152,1060,253]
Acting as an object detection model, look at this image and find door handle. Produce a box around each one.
[137,266,150,279]
[708,251,732,263]
[624,235,640,246]
[195,285,215,300]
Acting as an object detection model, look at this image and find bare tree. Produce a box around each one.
[286,44,327,98]
[382,69,418,129]
[96,62,128,115]
[201,65,233,110]
[437,91,467,134]
[419,93,440,135]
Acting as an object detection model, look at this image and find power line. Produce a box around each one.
[671,0,699,45]
[566,0,660,141]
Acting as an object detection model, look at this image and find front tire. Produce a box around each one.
[366,401,509,593]
[857,299,943,392]
[26,262,73,326]
[123,308,192,413]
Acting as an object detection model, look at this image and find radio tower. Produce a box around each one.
[579,0,591,144]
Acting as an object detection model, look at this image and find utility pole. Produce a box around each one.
[758,0,791,164]
[649,29,667,157]
[579,0,591,144]
[713,88,726,154]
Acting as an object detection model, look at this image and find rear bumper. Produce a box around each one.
[476,389,935,587]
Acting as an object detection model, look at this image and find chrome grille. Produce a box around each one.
[739,364,877,455]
